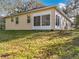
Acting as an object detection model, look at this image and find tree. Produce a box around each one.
[0,0,36,15]
[63,0,79,28]
[0,0,44,16]
[65,0,79,17]
[75,15,79,28]
[0,0,24,16]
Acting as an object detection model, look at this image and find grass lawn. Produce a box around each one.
[0,30,79,59]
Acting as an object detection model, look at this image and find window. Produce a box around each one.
[34,16,40,26]
[56,15,60,26]
[11,17,14,22]
[27,16,31,23]
[42,14,50,26]
[15,16,19,24]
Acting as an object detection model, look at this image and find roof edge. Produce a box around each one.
[4,6,73,24]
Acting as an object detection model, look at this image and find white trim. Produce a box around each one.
[32,10,51,16]
[32,26,51,30]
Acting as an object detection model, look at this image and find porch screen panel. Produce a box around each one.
[56,15,60,26]
[42,15,50,26]
[34,16,40,26]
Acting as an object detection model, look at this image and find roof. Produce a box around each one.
[4,6,72,23]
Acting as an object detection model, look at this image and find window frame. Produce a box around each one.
[56,15,60,26]
[27,15,31,23]
[42,14,50,26]
[15,16,19,24]
[34,16,41,26]
[11,17,14,22]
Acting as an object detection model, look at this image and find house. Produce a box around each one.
[4,6,72,30]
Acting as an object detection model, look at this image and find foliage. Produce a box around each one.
[75,15,79,28]
[64,0,79,17]
[0,0,44,16]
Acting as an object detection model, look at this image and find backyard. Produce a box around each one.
[0,30,79,59]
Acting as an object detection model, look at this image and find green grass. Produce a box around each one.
[0,30,79,59]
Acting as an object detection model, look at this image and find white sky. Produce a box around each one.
[58,3,66,9]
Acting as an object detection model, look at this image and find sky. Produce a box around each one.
[39,0,66,6]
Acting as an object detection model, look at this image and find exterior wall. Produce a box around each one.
[55,10,63,30]
[51,9,56,30]
[5,7,72,30]
[5,14,32,30]
[32,9,55,30]
[54,10,72,30]
[5,8,56,30]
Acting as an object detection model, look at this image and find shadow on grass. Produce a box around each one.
[0,30,72,42]
[72,36,79,46]
[0,30,42,43]
[26,30,72,41]
[35,34,79,59]
[48,31,72,40]
[0,30,52,43]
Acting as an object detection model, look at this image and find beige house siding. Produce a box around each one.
[51,9,56,30]
[5,14,32,30]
